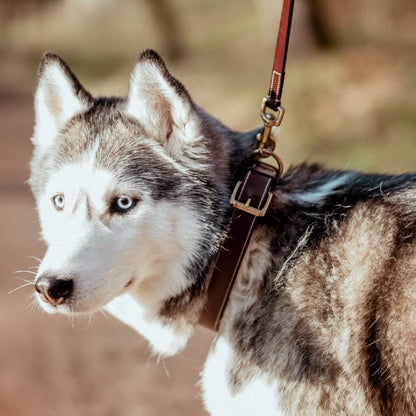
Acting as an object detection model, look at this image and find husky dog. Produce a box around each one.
[30,50,416,416]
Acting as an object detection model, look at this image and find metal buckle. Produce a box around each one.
[229,181,273,217]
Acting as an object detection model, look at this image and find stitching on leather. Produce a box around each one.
[238,170,251,200]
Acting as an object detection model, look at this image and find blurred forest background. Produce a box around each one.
[0,0,415,415]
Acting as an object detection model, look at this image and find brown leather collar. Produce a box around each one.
[198,163,279,331]
[198,0,295,332]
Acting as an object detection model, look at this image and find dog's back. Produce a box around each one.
[204,165,416,415]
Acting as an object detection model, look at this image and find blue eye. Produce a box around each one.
[52,194,65,210]
[113,196,137,213]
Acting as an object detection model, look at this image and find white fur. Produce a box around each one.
[202,337,283,416]
[290,173,352,204]
[105,294,192,356]
[33,62,88,148]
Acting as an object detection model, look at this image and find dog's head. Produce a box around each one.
[30,50,228,354]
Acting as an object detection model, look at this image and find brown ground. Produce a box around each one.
[0,83,214,416]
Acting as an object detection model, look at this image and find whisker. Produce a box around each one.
[161,358,170,378]
[8,282,34,295]
[25,292,36,305]
[28,256,42,263]
[98,309,110,319]
[177,353,200,363]
[86,313,94,329]
[29,265,40,271]
[15,276,34,285]
[69,313,75,328]
[26,293,40,315]
[14,270,37,276]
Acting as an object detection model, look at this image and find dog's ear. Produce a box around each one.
[33,53,93,148]
[126,50,199,149]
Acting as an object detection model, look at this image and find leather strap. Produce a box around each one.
[266,0,295,111]
[199,164,279,331]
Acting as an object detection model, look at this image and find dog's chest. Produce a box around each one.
[201,337,284,416]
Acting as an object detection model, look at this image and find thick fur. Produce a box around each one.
[30,50,416,415]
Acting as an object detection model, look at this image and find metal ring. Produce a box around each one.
[252,148,284,180]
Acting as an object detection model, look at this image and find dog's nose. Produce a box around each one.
[35,276,73,306]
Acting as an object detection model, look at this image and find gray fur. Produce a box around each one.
[30,50,416,415]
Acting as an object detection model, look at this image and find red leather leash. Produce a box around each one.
[199,0,295,331]
[266,0,295,112]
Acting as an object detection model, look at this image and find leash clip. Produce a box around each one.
[255,97,285,179]
[256,98,285,153]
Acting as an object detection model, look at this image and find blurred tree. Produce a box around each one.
[144,0,184,60]
[0,0,55,45]
[255,0,416,52]
[308,0,336,48]
[313,0,416,47]
[0,0,54,21]
[254,0,334,54]
[0,0,185,60]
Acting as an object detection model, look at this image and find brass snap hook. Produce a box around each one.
[260,98,285,127]
[254,97,285,180]
[257,98,285,153]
